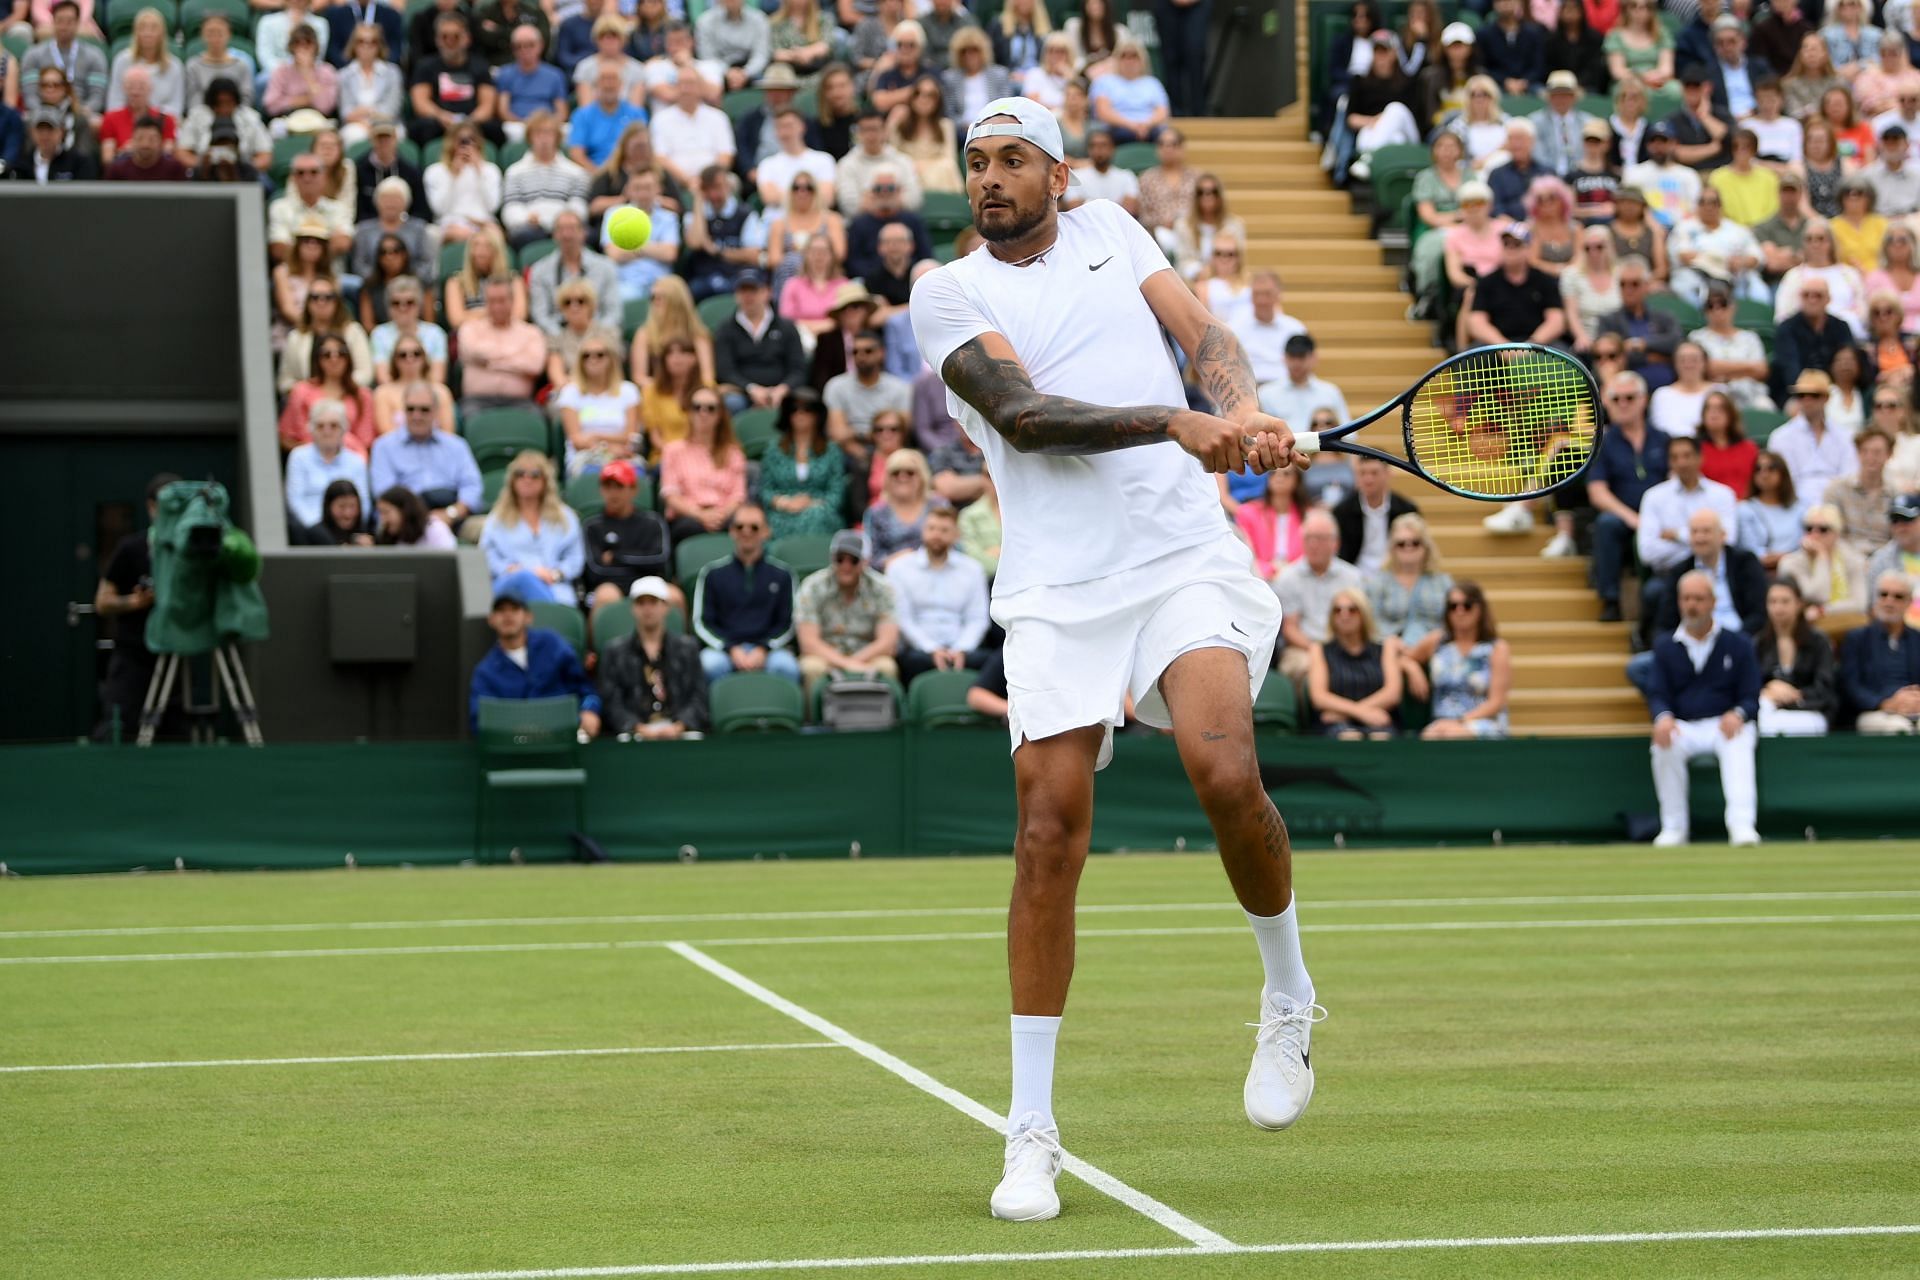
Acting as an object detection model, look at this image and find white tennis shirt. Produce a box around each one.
[909,199,1225,597]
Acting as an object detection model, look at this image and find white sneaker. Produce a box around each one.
[1540,530,1579,557]
[1728,826,1762,847]
[1349,158,1371,182]
[990,1112,1063,1221]
[1244,992,1327,1130]
[1482,503,1535,534]
[1653,829,1688,848]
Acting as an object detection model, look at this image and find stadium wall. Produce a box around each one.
[3,734,1915,874]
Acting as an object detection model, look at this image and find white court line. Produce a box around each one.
[0,1042,838,1076]
[3,913,1918,966]
[10,889,1919,940]
[284,1223,1920,1279]
[666,942,1235,1253]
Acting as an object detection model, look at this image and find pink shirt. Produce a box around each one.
[659,438,747,513]
[779,274,849,326]
[264,60,340,117]
[1234,501,1305,580]
[1864,268,1920,333]
[456,317,548,399]
[1445,218,1511,278]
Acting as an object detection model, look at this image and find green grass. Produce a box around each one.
[4,842,1919,1279]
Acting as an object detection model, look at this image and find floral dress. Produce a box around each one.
[1430,639,1507,737]
[759,441,848,539]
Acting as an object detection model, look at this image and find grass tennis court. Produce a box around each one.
[5,842,1918,1279]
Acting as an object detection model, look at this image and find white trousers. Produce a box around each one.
[1651,718,1757,838]
[1356,103,1421,155]
[1757,697,1828,737]
[1856,710,1920,735]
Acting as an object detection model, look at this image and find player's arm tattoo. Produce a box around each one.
[940,335,1177,456]
[1192,320,1259,422]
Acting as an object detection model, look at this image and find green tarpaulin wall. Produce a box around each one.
[2,733,1916,875]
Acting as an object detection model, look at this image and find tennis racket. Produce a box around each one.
[1283,343,1604,502]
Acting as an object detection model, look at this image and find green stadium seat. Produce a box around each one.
[499,138,529,169]
[439,238,469,283]
[697,292,737,331]
[621,295,652,342]
[481,464,508,507]
[1252,675,1300,732]
[1500,92,1543,118]
[1112,141,1158,174]
[722,87,764,122]
[1734,297,1775,340]
[933,240,961,264]
[563,470,605,520]
[473,696,587,860]
[675,531,734,587]
[517,237,557,271]
[710,671,805,732]
[182,34,256,60]
[530,601,588,658]
[921,190,974,239]
[1363,142,1429,193]
[1647,292,1704,331]
[731,405,777,460]
[1743,408,1788,444]
[591,597,636,656]
[463,405,550,468]
[1,28,28,60]
[631,472,656,511]
[270,132,313,185]
[1577,94,1613,119]
[768,532,832,581]
[907,668,984,728]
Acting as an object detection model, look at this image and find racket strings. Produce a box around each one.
[1405,349,1599,500]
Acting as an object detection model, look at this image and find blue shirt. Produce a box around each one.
[495,61,569,120]
[1587,424,1672,513]
[369,428,484,512]
[567,99,648,166]
[479,508,586,586]
[284,444,370,528]
[1719,58,1754,118]
[1090,73,1169,125]
[469,627,601,731]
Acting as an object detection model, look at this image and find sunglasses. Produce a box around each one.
[692,402,722,412]
[1393,539,1423,549]
[1881,588,1914,599]
[1447,599,1477,611]
[1606,392,1642,402]
[512,468,545,479]
[310,292,338,301]
[731,522,764,532]
[832,553,861,564]
[1704,296,1729,308]
[392,297,419,307]
[1330,604,1361,614]
[563,297,589,307]
[583,351,610,360]
[1214,249,1240,257]
[1198,186,1221,195]
[874,424,904,434]
[888,468,917,477]
[398,347,426,359]
[793,182,815,191]
[1805,523,1835,533]
[320,349,348,359]
[1876,399,1902,408]
[404,403,435,413]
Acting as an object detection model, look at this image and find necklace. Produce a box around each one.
[994,235,1058,268]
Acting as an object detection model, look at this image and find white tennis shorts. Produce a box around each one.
[992,530,1284,770]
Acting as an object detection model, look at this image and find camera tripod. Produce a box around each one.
[137,644,264,746]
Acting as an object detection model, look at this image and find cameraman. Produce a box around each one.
[92,472,179,742]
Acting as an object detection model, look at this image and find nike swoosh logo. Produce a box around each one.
[1230,622,1248,636]
[1089,256,1113,271]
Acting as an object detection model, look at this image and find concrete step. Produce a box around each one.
[1284,291,1412,320]
[1316,349,1442,378]
[1501,619,1633,654]
[1426,522,1554,556]
[1509,685,1648,726]
[1175,117,1306,141]
[1511,650,1636,684]
[1299,317,1432,344]
[1477,586,1600,622]
[1440,555,1590,587]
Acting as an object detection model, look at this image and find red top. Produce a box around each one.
[99,107,176,150]
[1701,437,1759,498]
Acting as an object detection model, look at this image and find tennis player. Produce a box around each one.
[909,99,1325,1223]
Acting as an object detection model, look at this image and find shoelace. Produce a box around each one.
[1247,1001,1329,1083]
[1004,1123,1063,1175]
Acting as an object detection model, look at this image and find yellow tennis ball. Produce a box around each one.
[607,206,653,251]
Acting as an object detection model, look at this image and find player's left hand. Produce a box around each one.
[1236,413,1309,474]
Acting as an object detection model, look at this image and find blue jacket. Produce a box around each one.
[1645,628,1761,724]
[1841,623,1920,714]
[693,554,795,651]
[469,627,601,732]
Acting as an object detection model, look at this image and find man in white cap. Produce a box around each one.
[1529,70,1594,176]
[598,576,710,741]
[911,97,1321,1224]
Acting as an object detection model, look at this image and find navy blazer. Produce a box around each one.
[327,1,407,66]
[1840,623,1920,713]
[1645,628,1761,723]
[469,627,601,732]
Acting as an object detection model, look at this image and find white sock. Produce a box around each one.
[1008,1014,1061,1132]
[1246,900,1315,1009]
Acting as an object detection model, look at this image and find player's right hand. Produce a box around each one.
[1169,410,1251,474]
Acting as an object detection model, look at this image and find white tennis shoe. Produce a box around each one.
[1483,503,1536,534]
[1245,992,1327,1130]
[991,1112,1063,1221]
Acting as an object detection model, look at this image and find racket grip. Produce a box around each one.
[1292,431,1322,455]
